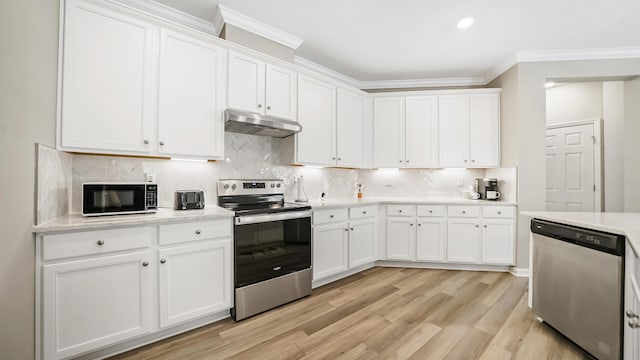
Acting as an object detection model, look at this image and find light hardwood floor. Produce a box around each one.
[112,267,590,360]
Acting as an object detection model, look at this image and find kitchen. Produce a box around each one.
[2,0,640,359]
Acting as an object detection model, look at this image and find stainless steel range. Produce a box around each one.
[218,179,312,321]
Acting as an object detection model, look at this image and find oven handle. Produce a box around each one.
[235,210,312,225]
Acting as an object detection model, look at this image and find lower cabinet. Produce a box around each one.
[447,219,481,263]
[158,240,231,328]
[416,218,446,262]
[386,217,415,260]
[42,251,153,359]
[312,206,377,282]
[313,222,349,280]
[481,219,514,265]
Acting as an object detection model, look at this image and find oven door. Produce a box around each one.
[234,210,312,288]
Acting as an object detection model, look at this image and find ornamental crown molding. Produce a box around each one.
[213,4,303,50]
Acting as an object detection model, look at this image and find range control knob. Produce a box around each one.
[276,184,281,188]
[271,183,275,188]
[231,184,237,190]
[223,184,229,189]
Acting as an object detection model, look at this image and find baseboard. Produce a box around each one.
[312,262,376,289]
[509,267,530,277]
[376,260,511,273]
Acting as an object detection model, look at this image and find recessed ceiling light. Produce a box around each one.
[457,17,474,29]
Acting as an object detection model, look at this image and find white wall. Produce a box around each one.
[545,82,603,125]
[603,81,625,212]
[0,1,59,359]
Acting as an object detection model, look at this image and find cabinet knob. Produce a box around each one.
[332,157,336,160]
[195,229,202,235]
[267,105,271,110]
[142,261,149,267]
[484,225,488,228]
[143,139,149,145]
[626,310,639,319]
[363,211,367,214]
[410,223,414,227]
[350,227,354,231]
[629,320,640,329]
[399,160,403,163]
[338,157,342,161]
[464,159,468,163]
[159,141,165,146]
[160,259,167,264]
[471,159,475,163]
[406,160,410,163]
[429,210,433,213]
[497,211,502,214]
[97,240,104,246]
[475,224,480,228]
[418,223,422,227]
[344,228,349,232]
[399,210,403,213]
[258,104,263,108]
[329,215,334,218]
[462,211,466,214]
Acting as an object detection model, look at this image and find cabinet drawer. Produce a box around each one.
[349,205,377,220]
[387,205,415,217]
[43,226,152,261]
[482,206,515,218]
[159,219,231,246]
[314,208,348,225]
[416,205,446,217]
[447,205,480,218]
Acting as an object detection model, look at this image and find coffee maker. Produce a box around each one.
[474,178,501,200]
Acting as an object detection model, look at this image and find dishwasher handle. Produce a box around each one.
[531,218,625,256]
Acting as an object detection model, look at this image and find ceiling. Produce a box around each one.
[154,0,640,84]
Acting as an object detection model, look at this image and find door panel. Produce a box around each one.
[405,96,438,167]
[545,123,595,211]
[227,52,265,113]
[313,223,348,280]
[265,64,296,119]
[438,95,469,167]
[386,217,415,260]
[337,89,366,167]
[481,219,514,265]
[416,218,446,262]
[469,93,500,167]
[447,219,480,263]
[349,219,376,267]
[296,75,337,165]
[373,97,405,168]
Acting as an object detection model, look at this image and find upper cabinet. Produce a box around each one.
[439,92,500,168]
[227,51,297,120]
[336,88,370,167]
[59,0,227,160]
[373,95,438,168]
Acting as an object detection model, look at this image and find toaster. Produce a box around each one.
[174,190,205,210]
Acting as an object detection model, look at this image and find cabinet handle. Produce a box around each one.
[350,228,354,231]
[399,160,403,163]
[97,240,105,246]
[363,211,367,214]
[626,310,639,319]
[330,214,334,218]
[406,160,410,163]
[471,159,475,163]
[142,261,149,267]
[475,224,480,228]
[462,211,466,214]
[344,228,349,232]
[143,139,149,145]
[429,210,433,213]
[410,223,414,227]
[332,157,336,160]
[484,225,488,228]
[338,157,342,161]
[258,104,263,108]
[629,320,640,329]
[497,211,502,215]
[160,259,167,264]
[418,223,422,227]
[159,141,165,146]
[267,105,271,110]
[398,210,403,213]
[195,229,202,235]
[464,159,468,163]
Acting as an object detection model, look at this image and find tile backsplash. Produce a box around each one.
[36,144,72,224]
[38,133,517,218]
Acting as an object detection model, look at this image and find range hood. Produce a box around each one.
[224,109,302,138]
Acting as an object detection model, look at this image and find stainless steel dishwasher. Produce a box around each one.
[531,218,625,360]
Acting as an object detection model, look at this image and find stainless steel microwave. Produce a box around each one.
[82,182,158,216]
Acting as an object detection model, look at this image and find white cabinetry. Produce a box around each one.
[416,218,446,262]
[373,97,404,168]
[386,205,447,262]
[312,206,377,282]
[386,217,415,260]
[336,89,369,167]
[625,243,640,359]
[447,218,481,263]
[438,92,500,167]
[405,96,439,167]
[59,0,227,159]
[481,219,514,265]
[158,28,226,158]
[227,51,296,119]
[296,75,337,165]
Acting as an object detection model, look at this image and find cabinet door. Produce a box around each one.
[386,217,415,260]
[313,222,349,280]
[349,219,376,268]
[227,51,265,113]
[416,218,446,262]
[159,240,231,328]
[469,93,500,167]
[373,97,405,168]
[296,75,337,165]
[60,0,154,154]
[405,96,438,167]
[265,64,297,119]
[438,95,469,167]
[447,219,480,263]
[43,252,152,359]
[481,219,514,265]
[158,28,226,158]
[337,89,366,167]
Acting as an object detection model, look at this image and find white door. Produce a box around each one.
[265,64,297,119]
[43,252,152,359]
[469,93,500,167]
[349,219,376,268]
[386,217,415,260]
[313,222,349,280]
[60,0,154,154]
[545,123,596,211]
[337,89,366,167]
[157,28,226,158]
[158,240,231,328]
[416,218,446,262]
[373,97,405,168]
[438,95,469,167]
[447,219,480,263]
[405,96,438,168]
[227,51,265,113]
[481,219,514,265]
[296,75,337,165]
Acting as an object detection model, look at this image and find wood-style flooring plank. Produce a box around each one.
[111,268,590,360]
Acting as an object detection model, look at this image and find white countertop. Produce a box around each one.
[308,197,517,209]
[521,211,640,254]
[33,207,234,234]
